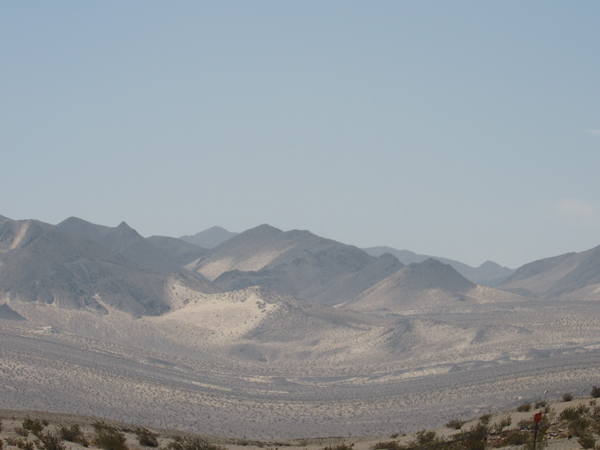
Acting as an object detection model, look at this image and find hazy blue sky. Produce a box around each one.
[1,2,599,268]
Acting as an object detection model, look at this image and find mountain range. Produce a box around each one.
[2,215,600,317]
[3,214,600,438]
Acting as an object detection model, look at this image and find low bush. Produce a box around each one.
[134,427,158,447]
[5,437,35,450]
[445,419,465,430]
[92,422,128,450]
[21,417,45,436]
[534,401,547,409]
[167,436,226,450]
[578,434,596,450]
[479,414,492,426]
[372,442,401,450]
[563,393,574,402]
[36,432,67,450]
[496,431,529,447]
[15,427,29,437]
[560,405,590,422]
[591,386,600,398]
[517,402,531,412]
[321,446,354,450]
[58,424,89,447]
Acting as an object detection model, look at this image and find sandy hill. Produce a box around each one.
[194,224,377,303]
[181,226,238,249]
[0,218,217,317]
[342,258,482,314]
[499,244,600,298]
[363,246,515,286]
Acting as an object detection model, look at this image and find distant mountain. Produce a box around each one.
[1,218,218,316]
[145,236,207,267]
[499,244,600,298]
[310,253,405,306]
[57,217,184,273]
[362,246,515,286]
[0,214,10,223]
[194,224,378,304]
[341,258,515,314]
[180,226,238,249]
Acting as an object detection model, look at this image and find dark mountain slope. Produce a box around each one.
[180,226,238,249]
[146,236,208,267]
[0,219,215,317]
[58,218,184,273]
[309,253,405,306]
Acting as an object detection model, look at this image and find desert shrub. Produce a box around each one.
[372,442,401,450]
[568,416,591,437]
[0,418,3,433]
[58,424,89,447]
[496,431,529,447]
[560,405,590,422]
[445,419,465,430]
[0,438,3,450]
[563,393,574,402]
[390,434,400,439]
[135,428,158,448]
[5,438,35,450]
[15,427,29,437]
[534,401,547,409]
[21,417,44,436]
[408,430,446,450]
[36,432,66,450]
[578,434,596,449]
[493,417,512,434]
[517,419,533,430]
[591,387,600,398]
[92,422,128,450]
[167,436,226,450]
[321,446,354,450]
[517,402,531,412]
[479,414,491,426]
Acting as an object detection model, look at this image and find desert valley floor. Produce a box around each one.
[2,290,600,439]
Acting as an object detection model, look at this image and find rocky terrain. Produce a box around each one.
[2,215,600,439]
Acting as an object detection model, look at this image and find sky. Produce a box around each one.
[1,1,599,268]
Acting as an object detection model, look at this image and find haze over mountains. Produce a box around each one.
[3,213,600,438]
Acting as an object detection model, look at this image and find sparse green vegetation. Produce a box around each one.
[591,386,600,398]
[5,437,35,450]
[321,445,354,450]
[35,432,66,450]
[167,436,226,450]
[134,427,158,447]
[562,393,574,402]
[445,419,465,430]
[372,441,400,450]
[535,401,547,409]
[478,414,491,425]
[92,422,128,450]
[58,424,89,447]
[517,402,531,412]
[21,417,45,437]
[14,427,29,437]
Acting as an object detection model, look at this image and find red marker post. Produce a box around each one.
[533,412,542,450]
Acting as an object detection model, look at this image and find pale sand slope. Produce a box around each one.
[0,398,595,450]
[2,287,600,439]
